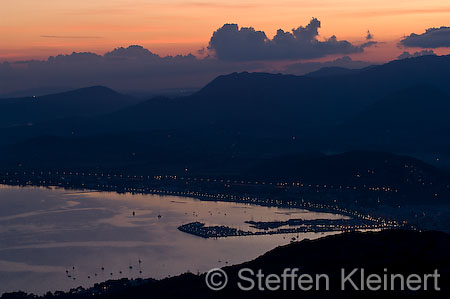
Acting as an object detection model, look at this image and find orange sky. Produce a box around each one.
[1,0,450,62]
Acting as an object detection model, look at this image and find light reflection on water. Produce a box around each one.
[0,185,347,295]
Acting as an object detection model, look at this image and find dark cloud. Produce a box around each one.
[208,18,374,61]
[0,19,378,95]
[104,45,160,60]
[283,56,374,75]
[397,50,436,60]
[360,41,377,48]
[0,46,261,95]
[400,27,450,48]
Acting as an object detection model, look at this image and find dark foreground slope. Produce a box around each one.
[2,230,449,299]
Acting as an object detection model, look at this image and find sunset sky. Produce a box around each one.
[2,0,450,62]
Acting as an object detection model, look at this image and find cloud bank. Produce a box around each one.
[0,45,261,95]
[0,19,378,95]
[397,50,436,60]
[400,27,450,48]
[208,18,375,61]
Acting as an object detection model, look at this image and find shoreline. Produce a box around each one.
[0,177,401,230]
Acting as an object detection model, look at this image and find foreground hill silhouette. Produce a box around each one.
[2,230,449,298]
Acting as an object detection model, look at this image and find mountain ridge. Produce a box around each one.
[0,86,140,129]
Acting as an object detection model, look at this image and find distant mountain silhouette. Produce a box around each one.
[3,55,450,136]
[323,85,450,153]
[353,85,450,127]
[305,66,363,77]
[0,86,139,129]
[2,55,450,169]
[101,54,450,133]
[0,86,75,98]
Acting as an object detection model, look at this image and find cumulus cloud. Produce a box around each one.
[397,50,436,60]
[0,45,261,95]
[400,27,450,48]
[360,41,377,48]
[104,45,160,60]
[0,20,378,95]
[208,18,375,61]
[283,56,374,75]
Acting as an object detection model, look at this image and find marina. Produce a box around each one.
[0,184,347,295]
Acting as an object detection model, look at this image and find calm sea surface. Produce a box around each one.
[0,185,347,295]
